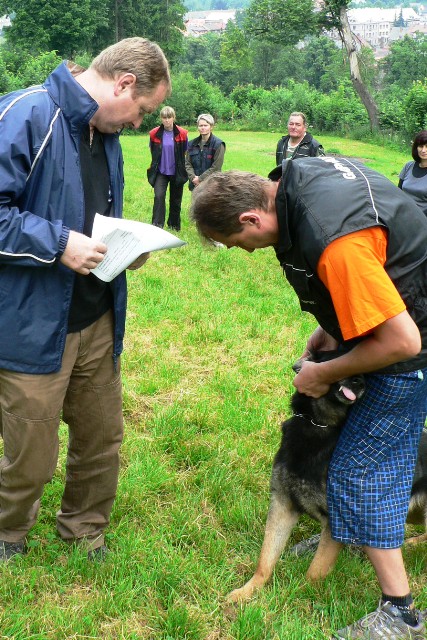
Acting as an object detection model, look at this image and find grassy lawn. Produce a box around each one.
[0,132,424,639]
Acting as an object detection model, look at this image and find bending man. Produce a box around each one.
[190,158,427,640]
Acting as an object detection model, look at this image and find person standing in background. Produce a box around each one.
[276,111,324,165]
[147,106,188,231]
[185,113,225,191]
[398,130,427,216]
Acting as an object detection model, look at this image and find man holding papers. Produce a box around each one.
[0,38,170,561]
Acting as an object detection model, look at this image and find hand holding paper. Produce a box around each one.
[90,214,186,282]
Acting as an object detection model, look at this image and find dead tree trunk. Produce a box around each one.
[338,6,379,130]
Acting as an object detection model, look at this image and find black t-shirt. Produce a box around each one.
[67,126,113,333]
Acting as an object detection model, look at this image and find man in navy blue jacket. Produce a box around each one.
[0,37,170,561]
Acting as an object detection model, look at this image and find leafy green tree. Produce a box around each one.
[404,80,427,135]
[357,45,377,91]
[244,0,379,128]
[0,0,108,57]
[18,50,63,86]
[301,35,347,92]
[312,80,369,131]
[106,0,186,65]
[377,84,407,132]
[175,33,223,84]
[264,44,305,88]
[248,40,280,87]
[382,35,427,90]
[144,70,235,127]
[244,0,317,45]
[0,0,185,62]
[219,20,252,90]
[0,49,19,92]
[0,43,63,90]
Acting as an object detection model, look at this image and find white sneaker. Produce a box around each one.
[334,602,425,639]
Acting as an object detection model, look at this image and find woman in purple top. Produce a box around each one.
[147,106,189,231]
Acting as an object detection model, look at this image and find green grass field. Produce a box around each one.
[0,132,425,639]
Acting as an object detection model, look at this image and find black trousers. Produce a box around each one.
[151,173,184,230]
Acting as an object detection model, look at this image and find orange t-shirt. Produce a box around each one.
[317,227,406,341]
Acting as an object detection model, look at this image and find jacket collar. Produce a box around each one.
[43,61,99,132]
[269,161,293,255]
[155,123,184,140]
[282,131,313,146]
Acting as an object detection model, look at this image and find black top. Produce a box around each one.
[67,126,113,333]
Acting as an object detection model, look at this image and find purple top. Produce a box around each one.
[159,130,175,175]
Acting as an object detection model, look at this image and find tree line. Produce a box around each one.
[0,0,426,140]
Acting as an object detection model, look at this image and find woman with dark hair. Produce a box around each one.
[398,130,427,216]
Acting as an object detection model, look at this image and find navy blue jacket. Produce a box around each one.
[0,62,127,373]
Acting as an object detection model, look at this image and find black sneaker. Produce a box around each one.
[0,540,25,562]
[87,545,109,562]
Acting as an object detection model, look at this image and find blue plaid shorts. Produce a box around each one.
[327,368,427,548]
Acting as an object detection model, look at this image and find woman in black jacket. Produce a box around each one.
[185,113,225,191]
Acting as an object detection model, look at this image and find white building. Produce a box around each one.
[347,7,421,46]
[184,10,237,37]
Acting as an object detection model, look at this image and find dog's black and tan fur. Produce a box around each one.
[228,351,427,603]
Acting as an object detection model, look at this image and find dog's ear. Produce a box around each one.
[292,352,313,373]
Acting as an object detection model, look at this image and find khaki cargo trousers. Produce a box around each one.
[0,310,123,550]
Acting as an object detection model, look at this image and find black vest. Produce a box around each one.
[187,134,223,191]
[272,156,427,374]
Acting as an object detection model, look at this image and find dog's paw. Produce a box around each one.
[226,585,253,603]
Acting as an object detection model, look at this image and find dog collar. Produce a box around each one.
[293,413,328,429]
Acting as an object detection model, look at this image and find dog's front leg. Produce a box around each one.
[227,494,298,603]
[405,532,427,545]
[306,525,343,581]
[405,496,427,545]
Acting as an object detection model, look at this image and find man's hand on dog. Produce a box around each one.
[302,327,339,358]
[294,327,338,397]
[293,360,331,398]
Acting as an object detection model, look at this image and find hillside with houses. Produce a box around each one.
[183,4,427,58]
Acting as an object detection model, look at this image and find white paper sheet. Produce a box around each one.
[90,214,186,282]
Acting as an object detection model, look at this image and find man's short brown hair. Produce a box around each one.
[190,171,271,238]
[91,37,171,97]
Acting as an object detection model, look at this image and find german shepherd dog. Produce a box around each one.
[228,351,427,603]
